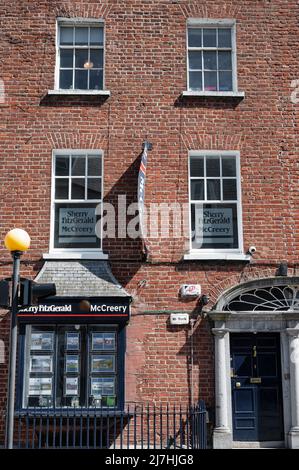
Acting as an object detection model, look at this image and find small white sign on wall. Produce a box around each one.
[180,284,201,298]
[170,313,190,325]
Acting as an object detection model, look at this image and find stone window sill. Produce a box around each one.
[47,90,111,97]
[181,90,245,99]
[43,252,108,260]
[184,253,251,261]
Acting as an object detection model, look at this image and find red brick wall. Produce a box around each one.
[0,0,299,444]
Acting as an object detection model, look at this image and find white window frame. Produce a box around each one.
[183,19,244,98]
[47,149,106,259]
[49,18,110,96]
[185,150,249,261]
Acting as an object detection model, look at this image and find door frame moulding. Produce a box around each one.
[208,277,299,449]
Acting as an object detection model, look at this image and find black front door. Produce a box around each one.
[231,333,284,441]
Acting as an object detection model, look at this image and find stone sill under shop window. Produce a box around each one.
[43,252,109,260]
[184,252,251,261]
[181,90,245,99]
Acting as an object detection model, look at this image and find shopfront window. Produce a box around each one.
[22,325,121,409]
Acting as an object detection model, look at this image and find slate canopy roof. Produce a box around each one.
[34,261,129,298]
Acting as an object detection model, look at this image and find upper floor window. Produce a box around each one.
[189,151,243,253]
[187,20,237,93]
[51,150,103,252]
[57,21,104,91]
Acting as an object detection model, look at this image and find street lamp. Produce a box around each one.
[4,228,30,449]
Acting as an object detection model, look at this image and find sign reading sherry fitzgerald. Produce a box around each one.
[18,298,131,322]
[195,207,234,245]
[59,208,97,244]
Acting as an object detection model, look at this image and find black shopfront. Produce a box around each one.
[16,297,131,412]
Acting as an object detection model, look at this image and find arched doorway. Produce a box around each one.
[208,277,299,449]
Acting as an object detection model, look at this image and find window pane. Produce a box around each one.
[90,49,103,69]
[218,28,232,48]
[218,51,232,70]
[222,157,236,176]
[91,332,116,351]
[206,157,220,176]
[190,157,204,177]
[75,27,88,45]
[90,27,104,45]
[60,49,73,68]
[192,203,238,250]
[91,355,115,373]
[88,156,102,176]
[60,70,73,89]
[188,51,202,70]
[223,179,237,200]
[191,180,204,200]
[203,28,216,47]
[71,179,85,199]
[55,179,69,199]
[203,51,217,70]
[31,331,54,351]
[87,178,102,199]
[60,27,73,45]
[55,157,69,176]
[75,70,88,89]
[89,70,103,90]
[189,72,202,91]
[71,156,85,176]
[207,180,220,200]
[204,71,217,91]
[191,203,239,249]
[219,71,233,91]
[188,28,202,47]
[75,49,88,68]
[54,202,100,250]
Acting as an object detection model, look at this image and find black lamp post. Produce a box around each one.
[4,229,30,449]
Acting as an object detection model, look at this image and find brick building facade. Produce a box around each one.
[0,0,299,449]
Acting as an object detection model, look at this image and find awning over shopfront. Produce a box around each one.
[33,261,129,298]
[18,261,131,323]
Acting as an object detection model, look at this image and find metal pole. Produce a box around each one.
[5,250,22,449]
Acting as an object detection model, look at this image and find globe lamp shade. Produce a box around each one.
[4,229,31,252]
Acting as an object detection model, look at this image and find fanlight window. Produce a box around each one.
[224,286,299,312]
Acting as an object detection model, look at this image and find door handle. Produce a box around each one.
[236,382,241,388]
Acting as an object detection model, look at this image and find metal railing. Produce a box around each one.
[15,401,207,449]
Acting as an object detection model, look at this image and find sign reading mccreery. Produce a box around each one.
[59,208,97,243]
[195,207,233,244]
[18,298,131,322]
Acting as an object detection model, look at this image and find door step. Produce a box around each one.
[232,441,285,449]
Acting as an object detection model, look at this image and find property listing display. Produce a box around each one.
[90,332,116,407]
[23,326,118,408]
[63,332,81,401]
[27,330,55,406]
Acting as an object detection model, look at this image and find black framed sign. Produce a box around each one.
[18,297,131,323]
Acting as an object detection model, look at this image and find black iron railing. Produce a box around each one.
[15,401,207,449]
